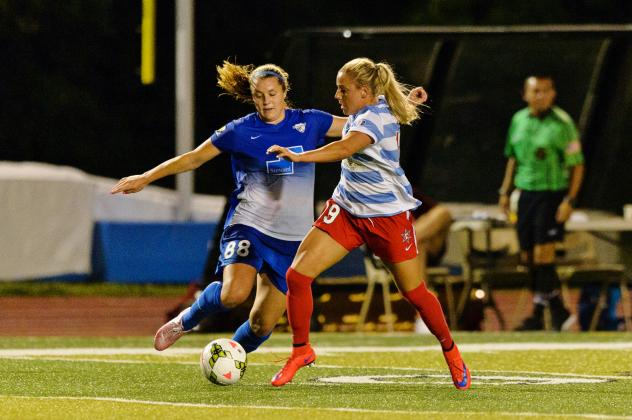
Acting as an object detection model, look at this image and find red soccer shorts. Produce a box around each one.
[313,198,418,263]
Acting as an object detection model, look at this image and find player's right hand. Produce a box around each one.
[110,174,149,194]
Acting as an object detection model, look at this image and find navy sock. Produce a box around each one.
[533,264,560,295]
[181,281,228,331]
[232,320,271,353]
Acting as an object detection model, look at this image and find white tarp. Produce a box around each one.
[0,161,225,280]
[91,175,226,222]
[0,162,94,280]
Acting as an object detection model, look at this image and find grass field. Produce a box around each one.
[1,332,632,419]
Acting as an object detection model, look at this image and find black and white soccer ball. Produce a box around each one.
[199,338,247,385]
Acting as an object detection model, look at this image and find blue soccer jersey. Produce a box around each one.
[211,109,333,241]
[331,96,420,217]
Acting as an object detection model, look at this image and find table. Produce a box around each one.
[450,209,632,331]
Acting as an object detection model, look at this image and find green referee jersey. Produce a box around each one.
[504,106,584,191]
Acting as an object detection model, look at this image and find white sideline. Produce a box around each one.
[2,395,630,419]
[2,355,629,382]
[1,341,632,357]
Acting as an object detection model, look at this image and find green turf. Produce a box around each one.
[1,331,630,349]
[1,332,631,419]
[0,281,185,297]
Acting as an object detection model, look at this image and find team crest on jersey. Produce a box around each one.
[292,123,306,133]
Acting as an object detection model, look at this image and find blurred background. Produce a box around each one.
[2,0,632,206]
[1,0,631,333]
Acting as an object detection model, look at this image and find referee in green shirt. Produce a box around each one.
[498,75,585,331]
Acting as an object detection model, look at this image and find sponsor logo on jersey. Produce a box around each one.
[266,145,304,175]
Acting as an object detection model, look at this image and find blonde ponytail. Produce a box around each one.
[375,63,420,125]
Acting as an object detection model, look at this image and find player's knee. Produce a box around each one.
[248,316,274,337]
[286,267,313,290]
[220,289,249,309]
[402,281,430,301]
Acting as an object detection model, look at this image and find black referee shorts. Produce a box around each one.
[516,190,566,250]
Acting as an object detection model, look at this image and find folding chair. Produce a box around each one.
[454,220,530,330]
[357,251,395,332]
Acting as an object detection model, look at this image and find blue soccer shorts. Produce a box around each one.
[216,224,301,294]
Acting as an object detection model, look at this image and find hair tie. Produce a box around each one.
[251,70,285,85]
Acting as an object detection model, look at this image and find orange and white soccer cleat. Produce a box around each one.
[443,343,471,390]
[270,344,316,387]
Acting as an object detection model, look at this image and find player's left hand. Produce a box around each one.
[555,200,573,223]
[408,86,428,105]
[266,145,302,162]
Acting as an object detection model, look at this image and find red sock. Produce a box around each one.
[286,267,314,346]
[403,282,453,350]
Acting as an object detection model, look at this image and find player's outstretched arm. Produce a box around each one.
[111,140,221,195]
[267,131,372,164]
[326,116,348,138]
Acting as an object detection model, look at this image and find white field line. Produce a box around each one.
[315,373,610,385]
[3,355,630,383]
[2,395,630,419]
[1,354,607,386]
[1,341,632,357]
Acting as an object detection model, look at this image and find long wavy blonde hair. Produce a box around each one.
[216,60,290,104]
[339,57,420,125]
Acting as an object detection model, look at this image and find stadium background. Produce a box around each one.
[2,5,632,418]
[1,1,632,333]
[2,0,632,211]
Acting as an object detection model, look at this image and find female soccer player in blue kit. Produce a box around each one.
[268,57,471,390]
[111,61,346,353]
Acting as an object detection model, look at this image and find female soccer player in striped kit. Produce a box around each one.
[267,57,471,390]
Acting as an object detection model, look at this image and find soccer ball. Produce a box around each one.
[199,338,247,385]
